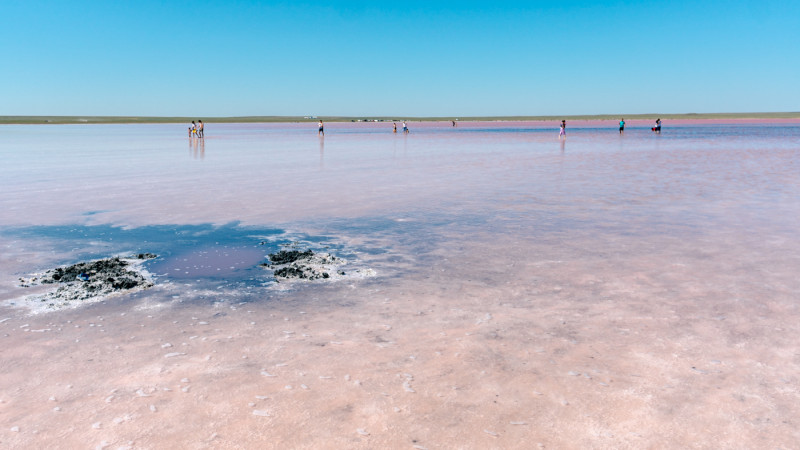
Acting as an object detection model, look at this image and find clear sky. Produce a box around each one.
[2,0,798,117]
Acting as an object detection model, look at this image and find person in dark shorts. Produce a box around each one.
[198,120,204,138]
[318,120,324,136]
[619,118,625,134]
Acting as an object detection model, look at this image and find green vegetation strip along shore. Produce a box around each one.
[1,112,798,125]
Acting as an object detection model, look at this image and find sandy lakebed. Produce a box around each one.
[1,120,799,448]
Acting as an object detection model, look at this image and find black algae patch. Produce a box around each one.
[261,249,341,281]
[45,253,157,286]
[16,254,157,311]
[267,250,315,265]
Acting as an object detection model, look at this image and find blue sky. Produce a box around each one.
[2,0,798,116]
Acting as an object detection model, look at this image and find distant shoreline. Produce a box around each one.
[1,112,798,125]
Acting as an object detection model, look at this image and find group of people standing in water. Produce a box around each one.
[618,117,662,135]
[189,118,664,139]
[189,120,204,138]
[618,118,662,135]
[322,120,412,135]
[652,118,662,133]
[319,120,408,136]
[559,118,663,140]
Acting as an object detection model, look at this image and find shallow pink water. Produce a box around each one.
[1,121,799,448]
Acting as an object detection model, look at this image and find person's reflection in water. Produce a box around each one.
[319,134,324,170]
[560,138,565,153]
[191,136,205,159]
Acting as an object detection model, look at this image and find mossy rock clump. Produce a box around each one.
[267,250,314,265]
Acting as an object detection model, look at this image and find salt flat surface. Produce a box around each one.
[1,121,800,448]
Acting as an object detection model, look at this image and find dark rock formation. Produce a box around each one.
[261,249,338,281]
[267,250,315,265]
[24,255,157,303]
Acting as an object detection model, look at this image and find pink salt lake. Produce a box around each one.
[1,120,799,448]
